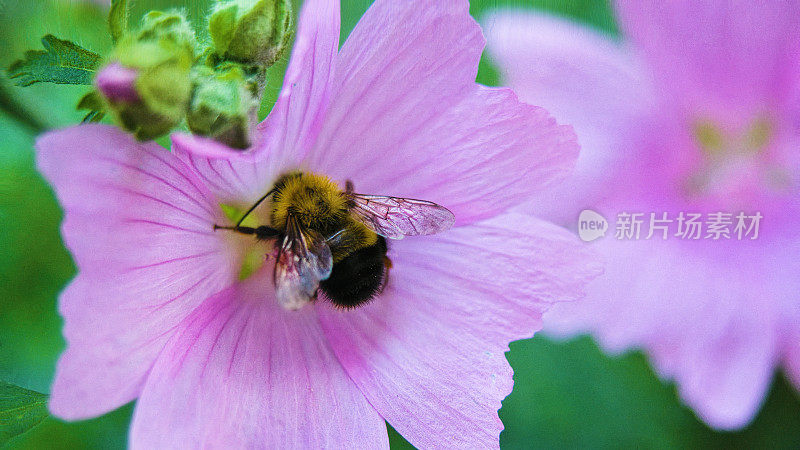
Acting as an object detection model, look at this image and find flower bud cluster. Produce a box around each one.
[94,0,292,148]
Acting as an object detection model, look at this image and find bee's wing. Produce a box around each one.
[274,215,333,310]
[348,194,455,239]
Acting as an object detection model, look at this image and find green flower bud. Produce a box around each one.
[137,10,197,52]
[208,0,292,66]
[186,64,260,149]
[101,11,197,141]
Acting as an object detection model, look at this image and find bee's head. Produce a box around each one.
[270,172,349,231]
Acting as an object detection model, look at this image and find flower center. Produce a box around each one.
[684,115,792,204]
[692,116,772,157]
[219,203,270,280]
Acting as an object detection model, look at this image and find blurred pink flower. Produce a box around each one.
[95,62,139,103]
[485,0,800,430]
[37,0,598,447]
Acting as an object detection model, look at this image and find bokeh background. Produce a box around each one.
[0,0,798,448]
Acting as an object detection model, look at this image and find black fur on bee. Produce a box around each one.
[320,236,389,309]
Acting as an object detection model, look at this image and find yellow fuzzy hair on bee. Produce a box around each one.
[269,172,378,262]
[270,172,348,231]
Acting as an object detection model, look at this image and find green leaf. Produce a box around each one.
[0,381,49,446]
[7,35,102,87]
[77,90,106,123]
[108,0,130,44]
[77,90,104,111]
[82,110,106,123]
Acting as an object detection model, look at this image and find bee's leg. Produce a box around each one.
[214,225,257,234]
[213,224,280,240]
[379,256,393,294]
[345,179,355,195]
[254,226,281,241]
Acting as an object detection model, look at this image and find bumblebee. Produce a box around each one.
[215,172,454,310]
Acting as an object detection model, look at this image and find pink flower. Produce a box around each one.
[485,0,800,430]
[95,63,140,103]
[37,0,599,447]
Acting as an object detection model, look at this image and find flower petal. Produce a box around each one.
[615,0,800,115]
[306,0,577,225]
[171,0,340,178]
[774,238,800,391]
[171,137,277,206]
[786,342,800,391]
[263,0,340,158]
[317,213,600,449]
[129,276,388,449]
[546,238,779,430]
[483,11,655,224]
[36,125,235,419]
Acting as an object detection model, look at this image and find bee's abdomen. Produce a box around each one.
[320,237,388,309]
[330,219,378,262]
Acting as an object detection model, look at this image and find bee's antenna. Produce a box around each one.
[236,188,277,228]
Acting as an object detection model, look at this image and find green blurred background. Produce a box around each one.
[0,0,798,448]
